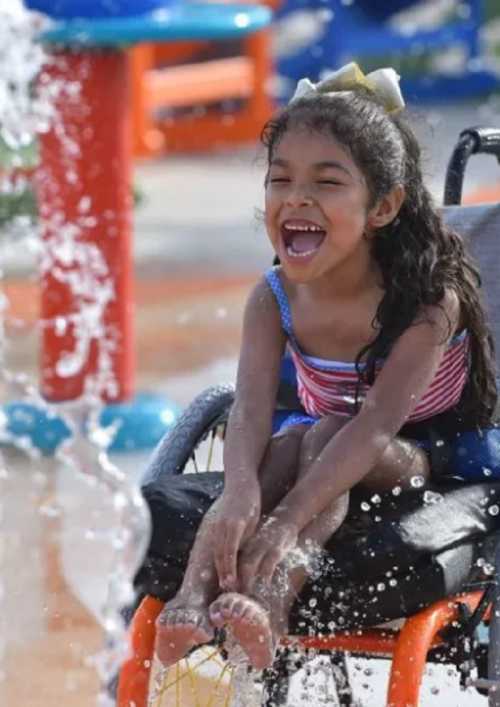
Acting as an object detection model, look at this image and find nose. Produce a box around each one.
[285,183,313,207]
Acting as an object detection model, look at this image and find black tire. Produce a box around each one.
[142,384,235,484]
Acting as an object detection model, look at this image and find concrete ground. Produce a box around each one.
[2,98,500,705]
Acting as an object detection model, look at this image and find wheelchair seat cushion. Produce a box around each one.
[137,471,500,630]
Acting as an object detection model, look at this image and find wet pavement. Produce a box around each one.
[3,98,500,705]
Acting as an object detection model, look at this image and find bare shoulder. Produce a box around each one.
[235,274,286,406]
[243,275,281,326]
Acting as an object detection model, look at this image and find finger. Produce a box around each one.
[238,544,263,593]
[258,549,283,584]
[221,521,245,589]
[213,523,229,583]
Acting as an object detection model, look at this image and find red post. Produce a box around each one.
[37,50,134,402]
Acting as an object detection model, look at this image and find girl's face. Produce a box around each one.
[265,127,375,287]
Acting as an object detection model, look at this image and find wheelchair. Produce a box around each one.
[117,127,500,706]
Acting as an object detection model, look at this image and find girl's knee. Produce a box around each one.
[385,439,430,479]
[258,424,309,508]
[298,414,348,476]
[362,438,430,492]
[264,424,308,465]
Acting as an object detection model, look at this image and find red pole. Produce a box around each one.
[37,50,134,403]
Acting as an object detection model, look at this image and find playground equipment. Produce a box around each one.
[118,128,500,705]
[276,0,498,102]
[12,0,271,452]
[130,0,279,156]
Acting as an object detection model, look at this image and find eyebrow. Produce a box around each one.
[270,158,353,177]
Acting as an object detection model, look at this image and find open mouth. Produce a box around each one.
[281,220,326,258]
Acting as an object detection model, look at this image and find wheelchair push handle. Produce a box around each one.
[444,126,500,205]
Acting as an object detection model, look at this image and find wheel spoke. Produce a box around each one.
[151,648,236,706]
[206,429,216,472]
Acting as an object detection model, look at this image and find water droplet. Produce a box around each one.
[410,475,425,488]
[489,504,499,516]
[78,196,92,213]
[54,316,67,335]
[39,503,60,518]
[360,501,371,511]
[423,490,443,505]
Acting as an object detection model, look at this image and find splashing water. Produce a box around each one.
[0,2,151,704]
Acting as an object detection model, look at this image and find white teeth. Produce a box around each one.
[283,223,322,232]
[286,245,318,258]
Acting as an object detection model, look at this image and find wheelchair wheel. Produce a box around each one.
[144,384,235,483]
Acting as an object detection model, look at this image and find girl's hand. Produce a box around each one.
[213,480,261,591]
[238,515,299,592]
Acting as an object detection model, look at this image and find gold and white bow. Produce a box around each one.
[290,62,405,114]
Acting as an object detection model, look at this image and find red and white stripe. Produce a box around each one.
[290,334,469,423]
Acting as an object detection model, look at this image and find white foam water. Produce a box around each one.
[0,3,151,705]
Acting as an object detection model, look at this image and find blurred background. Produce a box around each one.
[3,0,500,704]
[3,0,500,397]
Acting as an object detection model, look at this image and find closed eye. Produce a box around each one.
[317,179,342,185]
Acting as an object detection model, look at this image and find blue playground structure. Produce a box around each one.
[276,0,498,102]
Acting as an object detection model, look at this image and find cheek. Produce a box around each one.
[264,188,275,209]
[337,195,370,230]
[264,194,278,230]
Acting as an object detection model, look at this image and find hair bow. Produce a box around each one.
[290,62,405,114]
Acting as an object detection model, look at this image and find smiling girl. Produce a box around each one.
[154,64,497,671]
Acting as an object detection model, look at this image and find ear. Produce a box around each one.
[366,184,405,230]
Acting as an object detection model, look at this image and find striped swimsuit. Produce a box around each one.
[266,267,470,426]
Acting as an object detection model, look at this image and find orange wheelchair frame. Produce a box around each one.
[117,590,491,706]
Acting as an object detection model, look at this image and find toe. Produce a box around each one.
[209,602,224,626]
[231,599,245,617]
[169,609,187,626]
[220,602,235,620]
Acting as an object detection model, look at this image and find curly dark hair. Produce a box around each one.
[261,89,497,426]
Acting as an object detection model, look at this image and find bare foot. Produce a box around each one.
[155,605,214,667]
[209,593,276,670]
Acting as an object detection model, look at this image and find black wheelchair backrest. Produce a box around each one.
[442,203,500,370]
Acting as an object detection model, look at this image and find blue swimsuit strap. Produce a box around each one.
[264,267,294,338]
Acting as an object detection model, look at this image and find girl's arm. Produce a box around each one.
[214,276,286,587]
[223,276,286,491]
[277,290,461,532]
